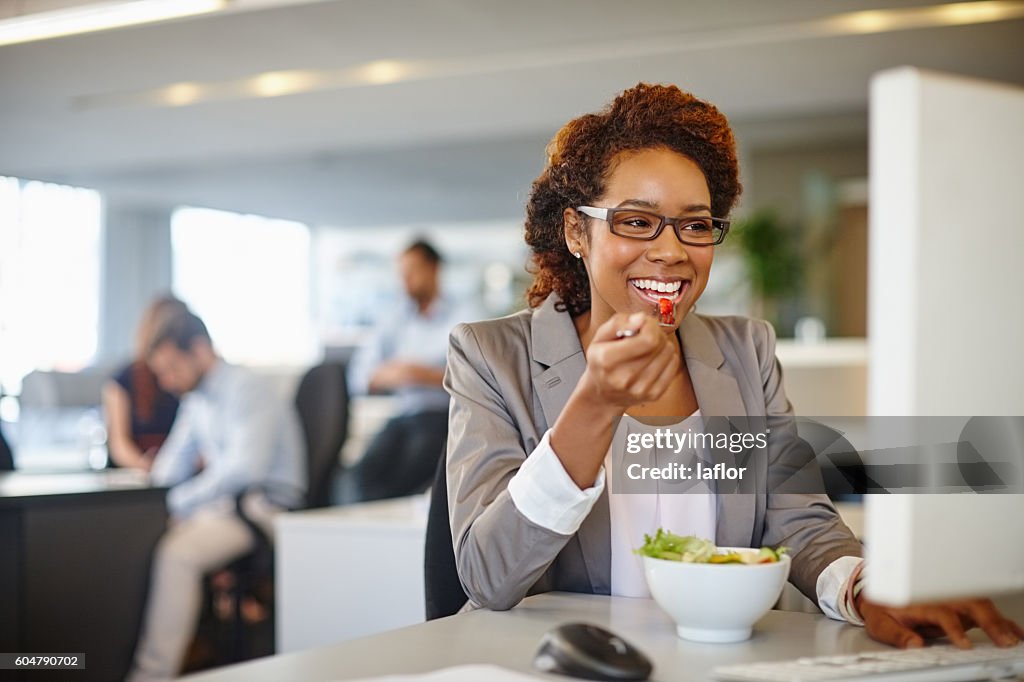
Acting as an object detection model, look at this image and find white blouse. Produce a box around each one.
[605,410,716,598]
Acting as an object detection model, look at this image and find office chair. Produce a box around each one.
[424,450,468,620]
[203,362,351,666]
[294,361,350,509]
[1,425,14,471]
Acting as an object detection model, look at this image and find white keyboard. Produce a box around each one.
[712,643,1024,681]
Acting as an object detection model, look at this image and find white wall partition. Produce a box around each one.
[866,68,1024,606]
[868,68,1024,416]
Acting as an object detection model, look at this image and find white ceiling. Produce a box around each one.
[0,0,1022,223]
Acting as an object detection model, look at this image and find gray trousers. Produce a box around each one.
[126,496,279,682]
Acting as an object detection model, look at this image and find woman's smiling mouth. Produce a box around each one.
[628,277,689,306]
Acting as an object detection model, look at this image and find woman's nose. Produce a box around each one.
[646,224,690,264]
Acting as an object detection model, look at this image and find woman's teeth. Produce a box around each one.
[630,279,684,297]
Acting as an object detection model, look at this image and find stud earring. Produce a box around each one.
[574,251,582,259]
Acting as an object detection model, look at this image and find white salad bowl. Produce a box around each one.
[642,548,791,643]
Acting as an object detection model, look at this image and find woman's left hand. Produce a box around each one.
[856,594,1024,648]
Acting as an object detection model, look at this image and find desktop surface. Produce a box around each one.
[0,468,152,501]
[182,591,1024,681]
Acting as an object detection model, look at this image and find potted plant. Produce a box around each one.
[727,209,803,332]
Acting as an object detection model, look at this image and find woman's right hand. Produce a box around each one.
[550,311,682,489]
[578,311,682,412]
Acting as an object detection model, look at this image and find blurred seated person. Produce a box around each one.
[346,239,479,502]
[103,295,188,469]
[127,309,306,682]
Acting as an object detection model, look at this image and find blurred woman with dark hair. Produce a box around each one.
[103,295,188,469]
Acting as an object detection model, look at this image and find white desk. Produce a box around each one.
[184,590,1024,681]
[276,495,428,652]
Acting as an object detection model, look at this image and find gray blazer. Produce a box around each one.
[445,295,862,611]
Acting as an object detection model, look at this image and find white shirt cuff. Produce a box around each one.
[816,555,864,622]
[507,428,606,536]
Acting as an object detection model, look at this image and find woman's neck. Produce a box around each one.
[573,300,622,351]
[573,309,597,352]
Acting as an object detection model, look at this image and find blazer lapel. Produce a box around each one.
[679,314,757,548]
[531,296,587,429]
[530,297,610,594]
[679,313,743,417]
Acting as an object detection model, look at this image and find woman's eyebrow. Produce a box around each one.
[615,199,712,213]
[680,203,712,214]
[615,198,660,209]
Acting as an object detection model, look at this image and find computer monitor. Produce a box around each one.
[866,495,1024,605]
[863,67,1024,606]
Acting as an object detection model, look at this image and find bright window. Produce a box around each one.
[0,176,102,397]
[170,207,315,366]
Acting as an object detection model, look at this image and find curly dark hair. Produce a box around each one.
[524,83,742,316]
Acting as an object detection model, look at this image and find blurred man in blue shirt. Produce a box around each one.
[346,239,476,501]
[127,309,305,682]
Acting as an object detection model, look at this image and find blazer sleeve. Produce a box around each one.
[444,322,577,610]
[754,320,863,602]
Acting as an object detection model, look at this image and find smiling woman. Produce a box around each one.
[563,148,717,352]
[525,83,741,321]
[440,82,1024,650]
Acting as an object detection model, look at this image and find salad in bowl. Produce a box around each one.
[636,530,791,643]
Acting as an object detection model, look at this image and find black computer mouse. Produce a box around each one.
[533,622,654,681]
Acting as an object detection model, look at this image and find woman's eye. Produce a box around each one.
[683,220,712,233]
[618,216,654,229]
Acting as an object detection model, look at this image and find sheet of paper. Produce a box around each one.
[333,664,544,682]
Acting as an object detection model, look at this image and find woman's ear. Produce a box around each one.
[563,207,586,259]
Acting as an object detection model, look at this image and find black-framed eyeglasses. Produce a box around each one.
[576,206,730,246]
